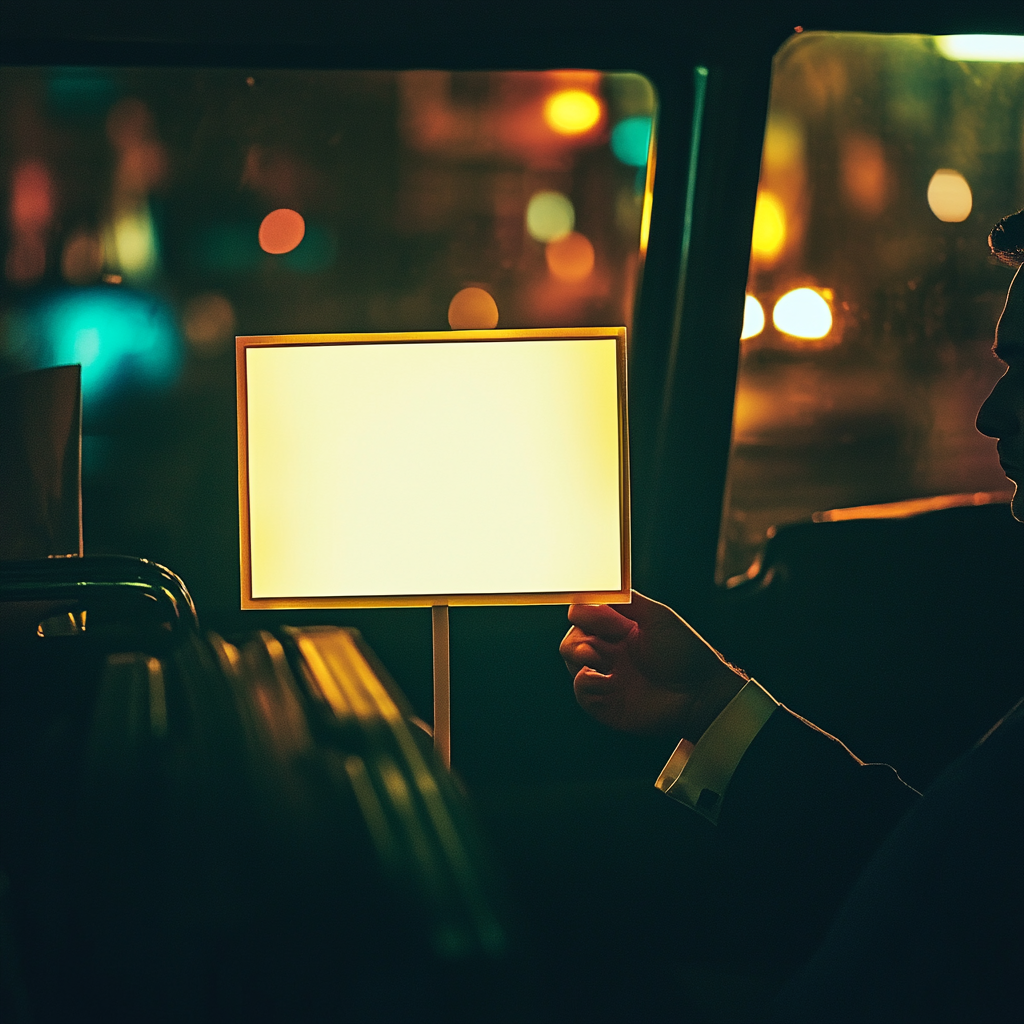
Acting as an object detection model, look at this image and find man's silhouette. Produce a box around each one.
[560,211,1023,1023]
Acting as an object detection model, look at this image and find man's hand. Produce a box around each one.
[559,591,747,741]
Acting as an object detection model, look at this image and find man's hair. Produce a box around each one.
[989,210,1024,268]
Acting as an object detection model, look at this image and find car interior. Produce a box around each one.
[2,4,1022,1022]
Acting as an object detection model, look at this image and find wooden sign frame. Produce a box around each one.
[236,327,630,610]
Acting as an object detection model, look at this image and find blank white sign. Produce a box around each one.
[239,331,627,606]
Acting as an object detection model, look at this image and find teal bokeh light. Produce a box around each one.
[610,117,652,167]
[47,68,118,114]
[282,224,337,272]
[31,287,182,403]
[195,223,261,273]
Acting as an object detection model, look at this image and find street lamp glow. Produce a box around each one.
[936,35,1024,62]
[740,295,765,340]
[751,190,786,261]
[773,288,832,340]
[544,90,602,135]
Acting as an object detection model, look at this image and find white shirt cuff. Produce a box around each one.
[655,679,778,824]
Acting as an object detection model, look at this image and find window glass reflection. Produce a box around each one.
[0,68,655,608]
[719,33,1023,584]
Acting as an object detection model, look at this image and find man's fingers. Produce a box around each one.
[564,642,612,673]
[559,627,614,673]
[572,665,615,698]
[567,603,637,642]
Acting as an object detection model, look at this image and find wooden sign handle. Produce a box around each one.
[432,605,451,769]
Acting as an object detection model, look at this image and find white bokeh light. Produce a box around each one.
[927,169,973,223]
[740,295,765,340]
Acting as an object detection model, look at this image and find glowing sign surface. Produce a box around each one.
[237,328,629,608]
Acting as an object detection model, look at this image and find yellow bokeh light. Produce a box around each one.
[751,190,786,261]
[110,205,158,279]
[936,35,1024,62]
[773,288,833,339]
[927,169,972,223]
[740,295,765,340]
[526,191,575,243]
[544,90,602,135]
[762,116,804,173]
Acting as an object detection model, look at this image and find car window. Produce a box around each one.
[0,68,655,608]
[718,32,1024,584]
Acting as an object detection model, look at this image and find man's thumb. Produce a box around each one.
[610,590,671,627]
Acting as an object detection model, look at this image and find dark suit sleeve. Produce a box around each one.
[708,705,918,968]
[770,699,1024,1023]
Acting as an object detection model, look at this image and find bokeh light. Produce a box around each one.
[762,115,804,172]
[544,90,602,135]
[29,287,182,402]
[545,232,595,282]
[106,99,168,200]
[448,287,499,329]
[5,236,46,285]
[936,35,1024,62]
[751,190,786,261]
[10,161,54,232]
[772,288,833,340]
[196,223,261,272]
[106,98,154,150]
[740,295,765,340]
[183,292,237,354]
[841,134,888,215]
[6,160,54,286]
[526,191,575,243]
[110,206,159,279]
[926,169,972,223]
[46,69,117,114]
[61,232,104,285]
[281,224,336,272]
[259,208,306,254]
[610,117,652,166]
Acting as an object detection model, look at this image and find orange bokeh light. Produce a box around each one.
[259,208,305,255]
[545,232,595,282]
[61,232,104,285]
[448,287,499,329]
[841,134,888,216]
[106,98,155,149]
[11,161,54,232]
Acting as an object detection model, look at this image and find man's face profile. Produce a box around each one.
[977,264,1024,522]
